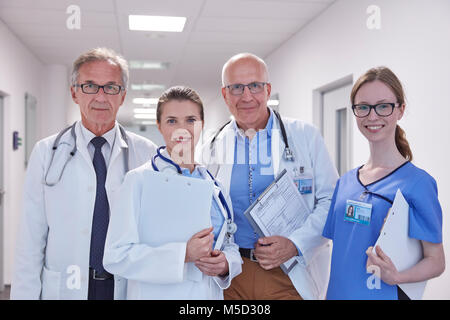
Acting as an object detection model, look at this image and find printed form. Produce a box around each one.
[244,169,311,272]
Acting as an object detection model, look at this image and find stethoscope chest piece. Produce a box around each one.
[284,147,295,161]
[227,220,237,235]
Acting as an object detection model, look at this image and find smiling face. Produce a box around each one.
[157,99,204,163]
[354,80,405,144]
[222,56,271,131]
[71,60,126,135]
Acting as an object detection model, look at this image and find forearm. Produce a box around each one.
[396,255,445,284]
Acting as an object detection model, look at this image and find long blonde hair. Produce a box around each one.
[351,66,413,161]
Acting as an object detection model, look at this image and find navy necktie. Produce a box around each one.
[89,136,109,273]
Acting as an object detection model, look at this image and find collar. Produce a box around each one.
[231,107,274,139]
[156,146,202,174]
[80,121,117,149]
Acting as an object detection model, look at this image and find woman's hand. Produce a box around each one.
[195,250,229,277]
[185,227,214,262]
[366,245,400,285]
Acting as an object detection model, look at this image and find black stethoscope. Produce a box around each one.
[151,146,237,235]
[44,122,130,186]
[209,108,295,162]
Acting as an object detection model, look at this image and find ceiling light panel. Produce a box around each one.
[129,15,187,32]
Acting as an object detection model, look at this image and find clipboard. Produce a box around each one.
[244,169,310,274]
[373,189,426,300]
[211,185,228,251]
[138,170,214,282]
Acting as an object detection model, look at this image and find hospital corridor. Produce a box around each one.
[0,0,449,304]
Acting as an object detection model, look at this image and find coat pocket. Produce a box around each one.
[40,266,61,300]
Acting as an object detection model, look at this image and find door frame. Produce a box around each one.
[0,94,4,292]
[312,75,354,173]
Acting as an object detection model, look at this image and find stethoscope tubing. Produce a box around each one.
[151,146,233,222]
[44,122,130,186]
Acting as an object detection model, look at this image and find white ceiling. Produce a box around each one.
[0,0,335,125]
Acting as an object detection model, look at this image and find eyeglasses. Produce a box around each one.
[225,82,267,96]
[352,103,399,118]
[74,83,124,95]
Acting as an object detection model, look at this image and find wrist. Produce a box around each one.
[394,271,405,285]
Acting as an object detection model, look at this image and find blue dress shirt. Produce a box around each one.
[229,112,275,249]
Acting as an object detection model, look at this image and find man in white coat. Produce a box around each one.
[199,53,339,300]
[11,47,157,300]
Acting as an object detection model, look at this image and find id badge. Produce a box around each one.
[293,167,313,195]
[344,200,372,225]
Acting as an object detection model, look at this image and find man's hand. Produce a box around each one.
[253,236,298,270]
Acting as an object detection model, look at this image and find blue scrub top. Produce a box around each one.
[323,161,442,300]
[181,167,225,247]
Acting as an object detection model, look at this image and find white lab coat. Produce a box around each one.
[11,121,157,300]
[198,108,339,300]
[103,153,242,300]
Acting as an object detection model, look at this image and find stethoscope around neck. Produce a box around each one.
[151,146,237,235]
[43,122,130,187]
[209,108,295,162]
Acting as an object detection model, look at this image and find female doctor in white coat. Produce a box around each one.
[103,86,242,299]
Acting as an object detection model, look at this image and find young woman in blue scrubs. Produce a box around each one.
[322,67,445,300]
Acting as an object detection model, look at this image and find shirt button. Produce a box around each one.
[87,186,94,192]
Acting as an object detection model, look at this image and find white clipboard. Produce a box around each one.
[373,189,426,300]
[138,170,214,282]
[140,170,214,245]
[211,185,228,251]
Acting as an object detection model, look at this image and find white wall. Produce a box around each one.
[39,64,71,137]
[125,124,165,147]
[0,18,44,284]
[263,0,450,299]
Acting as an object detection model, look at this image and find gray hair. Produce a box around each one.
[71,47,129,90]
[221,52,269,86]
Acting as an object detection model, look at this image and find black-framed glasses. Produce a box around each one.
[352,103,399,118]
[74,83,124,95]
[225,82,267,95]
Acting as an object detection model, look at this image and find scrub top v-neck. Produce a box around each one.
[323,161,442,300]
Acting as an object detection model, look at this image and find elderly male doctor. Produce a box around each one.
[199,53,338,300]
[11,48,157,300]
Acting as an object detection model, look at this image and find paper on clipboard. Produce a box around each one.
[140,170,214,282]
[373,189,426,300]
[244,169,311,274]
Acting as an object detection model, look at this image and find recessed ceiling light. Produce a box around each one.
[133,108,156,114]
[141,120,156,125]
[129,61,170,70]
[129,15,187,32]
[133,98,158,105]
[267,99,280,106]
[134,114,157,119]
[131,84,166,91]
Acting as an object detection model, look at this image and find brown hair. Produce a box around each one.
[351,66,413,161]
[156,86,204,123]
